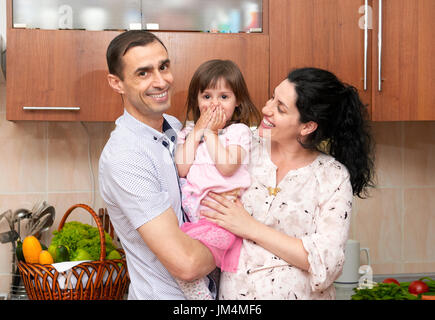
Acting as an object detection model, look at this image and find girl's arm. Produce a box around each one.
[175,127,202,178]
[204,106,247,177]
[175,106,214,177]
[203,132,246,177]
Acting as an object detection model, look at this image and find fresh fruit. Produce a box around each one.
[72,248,92,261]
[15,240,25,262]
[408,280,429,295]
[22,236,43,263]
[48,244,57,261]
[38,250,54,264]
[55,245,70,263]
[106,249,122,260]
[383,278,400,286]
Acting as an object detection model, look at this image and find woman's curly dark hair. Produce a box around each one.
[288,67,375,198]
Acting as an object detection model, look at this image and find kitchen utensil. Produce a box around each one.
[27,204,55,236]
[0,230,19,243]
[0,209,11,222]
[30,200,46,215]
[30,200,49,222]
[335,239,371,284]
[0,209,14,230]
[13,208,31,223]
[13,208,31,239]
[28,211,54,237]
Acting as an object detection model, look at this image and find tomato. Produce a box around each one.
[408,280,429,294]
[383,278,400,286]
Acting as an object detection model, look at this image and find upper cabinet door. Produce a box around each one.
[6,29,123,121]
[269,0,371,110]
[371,0,435,121]
[156,32,269,122]
[6,0,269,122]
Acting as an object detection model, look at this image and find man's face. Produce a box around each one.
[114,41,173,122]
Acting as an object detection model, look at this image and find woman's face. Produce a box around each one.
[259,79,305,143]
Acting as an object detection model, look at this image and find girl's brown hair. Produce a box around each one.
[185,59,261,127]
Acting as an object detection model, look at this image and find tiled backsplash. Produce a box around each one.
[0,82,434,294]
[352,121,435,274]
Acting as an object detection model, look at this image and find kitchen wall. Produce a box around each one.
[351,121,435,274]
[0,80,434,293]
[0,81,114,293]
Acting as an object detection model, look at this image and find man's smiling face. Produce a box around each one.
[117,40,173,121]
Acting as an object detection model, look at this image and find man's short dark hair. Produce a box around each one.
[106,30,167,80]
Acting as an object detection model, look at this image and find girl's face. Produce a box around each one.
[198,78,238,120]
[259,79,306,143]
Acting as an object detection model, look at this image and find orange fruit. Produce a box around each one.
[22,236,43,264]
[38,250,54,265]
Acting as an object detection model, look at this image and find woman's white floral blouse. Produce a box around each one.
[219,133,353,300]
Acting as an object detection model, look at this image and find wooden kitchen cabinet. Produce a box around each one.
[371,0,435,121]
[270,0,372,112]
[270,0,435,121]
[6,30,269,122]
[5,0,269,122]
[6,29,123,121]
[156,32,269,122]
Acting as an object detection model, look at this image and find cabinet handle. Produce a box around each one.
[363,0,369,91]
[378,0,383,91]
[22,107,80,111]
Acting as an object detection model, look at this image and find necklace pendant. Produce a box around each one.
[267,186,281,196]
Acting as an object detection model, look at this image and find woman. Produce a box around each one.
[201,67,375,300]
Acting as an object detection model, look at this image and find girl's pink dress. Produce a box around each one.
[177,123,252,272]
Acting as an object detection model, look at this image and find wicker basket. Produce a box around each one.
[17,204,130,300]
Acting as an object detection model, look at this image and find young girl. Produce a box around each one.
[175,59,261,299]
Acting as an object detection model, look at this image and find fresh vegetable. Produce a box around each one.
[55,245,70,263]
[15,240,25,262]
[38,250,54,264]
[408,280,429,295]
[50,221,116,261]
[72,248,92,261]
[351,282,419,300]
[48,244,57,261]
[383,278,400,286]
[418,277,435,291]
[22,236,43,263]
[420,292,435,300]
[106,249,122,260]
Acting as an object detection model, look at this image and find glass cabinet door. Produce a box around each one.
[13,0,142,30]
[140,0,262,32]
[12,0,262,32]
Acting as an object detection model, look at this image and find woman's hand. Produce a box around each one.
[200,192,259,240]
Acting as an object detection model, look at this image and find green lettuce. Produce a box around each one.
[51,221,116,261]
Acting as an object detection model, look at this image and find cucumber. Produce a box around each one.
[55,245,70,262]
[15,240,25,262]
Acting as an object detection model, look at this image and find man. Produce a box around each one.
[99,30,215,299]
